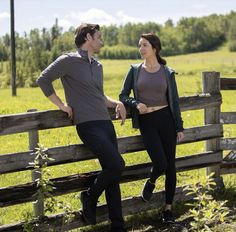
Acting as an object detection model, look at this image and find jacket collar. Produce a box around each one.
[163,65,176,76]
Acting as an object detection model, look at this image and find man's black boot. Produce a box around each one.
[141,179,155,202]
[80,190,97,225]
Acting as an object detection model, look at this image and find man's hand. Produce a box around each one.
[60,104,73,120]
[115,102,126,125]
[48,94,73,120]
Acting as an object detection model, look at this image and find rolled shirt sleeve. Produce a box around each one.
[36,55,68,97]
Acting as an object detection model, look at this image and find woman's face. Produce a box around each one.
[138,37,156,59]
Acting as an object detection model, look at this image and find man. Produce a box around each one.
[37,23,126,232]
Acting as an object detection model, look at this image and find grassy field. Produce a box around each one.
[0,48,236,230]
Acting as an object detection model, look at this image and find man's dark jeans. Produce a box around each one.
[76,120,125,228]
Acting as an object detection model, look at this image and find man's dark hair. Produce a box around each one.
[74,23,100,48]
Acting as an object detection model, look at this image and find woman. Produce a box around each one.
[119,33,184,224]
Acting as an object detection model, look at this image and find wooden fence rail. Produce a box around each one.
[219,76,236,176]
[0,94,222,136]
[0,124,222,174]
[0,73,235,231]
[0,150,222,207]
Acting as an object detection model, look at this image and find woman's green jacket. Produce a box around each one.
[119,63,184,132]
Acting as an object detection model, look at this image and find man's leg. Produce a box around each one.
[104,121,125,229]
[105,182,124,229]
[76,120,125,227]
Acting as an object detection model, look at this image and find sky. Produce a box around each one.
[0,0,236,36]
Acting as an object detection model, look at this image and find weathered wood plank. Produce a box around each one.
[220,138,236,150]
[179,94,221,111]
[0,185,194,232]
[0,151,222,207]
[0,124,223,174]
[202,71,223,188]
[27,109,44,217]
[220,112,236,124]
[220,77,236,90]
[0,94,221,136]
[220,161,236,175]
[0,110,71,136]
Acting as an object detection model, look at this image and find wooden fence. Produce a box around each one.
[0,72,236,231]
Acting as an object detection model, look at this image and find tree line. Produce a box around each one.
[0,11,236,87]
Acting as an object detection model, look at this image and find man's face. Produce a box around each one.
[90,30,103,53]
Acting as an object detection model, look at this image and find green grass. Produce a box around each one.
[0,48,236,230]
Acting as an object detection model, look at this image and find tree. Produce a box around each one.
[51,18,62,41]
[101,25,119,46]
[160,27,181,56]
[165,19,174,28]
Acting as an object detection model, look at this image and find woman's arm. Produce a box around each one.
[171,73,184,132]
[119,67,140,108]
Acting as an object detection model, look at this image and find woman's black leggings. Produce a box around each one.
[139,106,177,205]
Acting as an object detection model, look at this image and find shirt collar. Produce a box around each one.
[77,48,95,63]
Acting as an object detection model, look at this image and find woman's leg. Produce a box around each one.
[157,109,177,205]
[140,126,167,182]
[139,113,168,183]
[139,113,168,202]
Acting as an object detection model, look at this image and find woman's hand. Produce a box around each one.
[116,102,126,125]
[136,103,148,114]
[177,132,184,142]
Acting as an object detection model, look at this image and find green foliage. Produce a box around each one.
[229,40,236,51]
[101,25,119,46]
[0,12,236,88]
[228,13,236,40]
[49,31,75,61]
[227,11,236,52]
[22,211,38,232]
[57,201,75,225]
[184,174,231,231]
[118,22,161,46]
[30,144,54,169]
[22,144,76,229]
[159,26,181,56]
[99,45,139,59]
[30,144,57,214]
[177,16,225,53]
[0,11,236,87]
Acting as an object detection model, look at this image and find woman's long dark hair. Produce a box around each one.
[141,33,166,65]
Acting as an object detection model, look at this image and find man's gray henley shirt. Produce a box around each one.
[37,49,111,125]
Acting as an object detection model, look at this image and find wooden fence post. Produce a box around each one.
[202,72,224,188]
[27,109,44,217]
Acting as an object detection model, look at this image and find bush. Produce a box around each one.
[184,174,231,232]
[229,40,236,51]
[99,45,139,59]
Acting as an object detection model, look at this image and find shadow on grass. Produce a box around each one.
[78,183,236,232]
[78,203,191,232]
